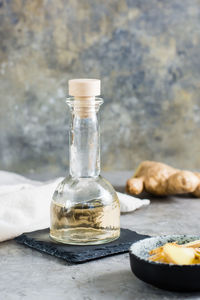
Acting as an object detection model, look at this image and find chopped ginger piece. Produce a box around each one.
[148,241,200,265]
[163,243,195,265]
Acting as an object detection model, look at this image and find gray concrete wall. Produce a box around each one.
[1,0,200,177]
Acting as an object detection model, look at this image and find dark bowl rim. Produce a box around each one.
[129,234,200,268]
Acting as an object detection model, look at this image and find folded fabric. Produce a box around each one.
[0,171,150,242]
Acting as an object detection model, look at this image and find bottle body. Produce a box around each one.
[50,89,120,245]
[50,175,120,245]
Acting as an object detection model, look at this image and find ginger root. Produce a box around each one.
[126,161,200,197]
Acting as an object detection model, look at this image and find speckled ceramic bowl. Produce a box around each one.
[129,235,200,292]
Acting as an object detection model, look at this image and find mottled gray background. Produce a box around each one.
[1,0,200,178]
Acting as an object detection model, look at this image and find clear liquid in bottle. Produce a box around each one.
[50,195,120,245]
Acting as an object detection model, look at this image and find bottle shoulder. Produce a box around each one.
[52,175,119,206]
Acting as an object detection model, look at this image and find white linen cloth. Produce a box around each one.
[0,171,150,242]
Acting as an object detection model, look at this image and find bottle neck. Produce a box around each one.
[67,98,102,178]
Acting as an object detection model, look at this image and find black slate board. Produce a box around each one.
[15,228,149,264]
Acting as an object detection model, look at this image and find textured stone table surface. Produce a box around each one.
[1,171,200,300]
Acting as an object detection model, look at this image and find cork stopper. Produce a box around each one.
[68,79,101,118]
[68,79,100,98]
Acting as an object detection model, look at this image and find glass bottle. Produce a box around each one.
[50,79,120,245]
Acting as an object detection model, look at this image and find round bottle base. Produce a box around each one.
[50,227,120,245]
